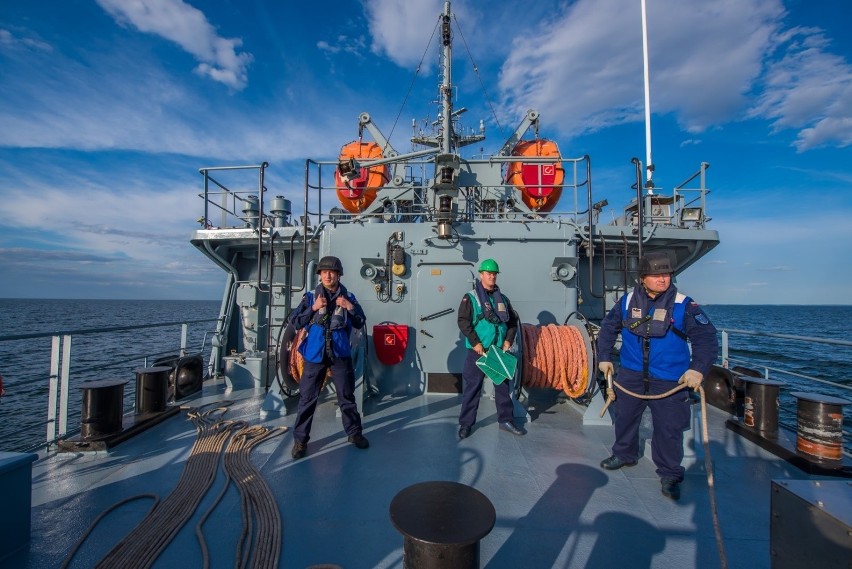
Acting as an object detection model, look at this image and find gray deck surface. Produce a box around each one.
[8,380,831,568]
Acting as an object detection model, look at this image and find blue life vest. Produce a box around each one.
[298,284,358,363]
[619,286,690,381]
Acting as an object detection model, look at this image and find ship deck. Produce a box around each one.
[10,381,835,568]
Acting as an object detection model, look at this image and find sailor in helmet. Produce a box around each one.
[597,252,718,500]
[289,255,369,459]
[456,258,524,439]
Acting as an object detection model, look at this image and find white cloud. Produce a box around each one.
[0,42,342,160]
[363,0,445,69]
[95,0,252,90]
[0,27,53,52]
[748,27,852,150]
[317,35,367,57]
[497,0,787,138]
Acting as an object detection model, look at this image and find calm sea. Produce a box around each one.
[0,299,220,452]
[0,300,850,453]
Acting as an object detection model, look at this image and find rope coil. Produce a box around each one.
[520,323,588,397]
[62,404,287,569]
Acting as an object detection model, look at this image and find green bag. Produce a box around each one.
[475,347,517,385]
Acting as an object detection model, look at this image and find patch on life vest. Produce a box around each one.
[497,302,506,312]
[694,312,709,325]
[631,308,642,318]
[652,308,667,321]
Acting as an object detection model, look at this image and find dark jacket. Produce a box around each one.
[291,283,365,363]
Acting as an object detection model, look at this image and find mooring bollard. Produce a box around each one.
[389,481,495,569]
[79,379,128,439]
[742,377,784,434]
[134,366,171,414]
[791,391,851,467]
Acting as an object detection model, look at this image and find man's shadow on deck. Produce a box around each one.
[487,463,664,568]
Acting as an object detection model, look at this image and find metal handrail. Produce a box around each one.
[0,318,219,453]
[720,329,852,456]
[0,318,217,342]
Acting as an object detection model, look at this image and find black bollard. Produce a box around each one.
[390,481,495,569]
[135,366,171,414]
[742,377,784,434]
[791,391,851,467]
[79,379,128,439]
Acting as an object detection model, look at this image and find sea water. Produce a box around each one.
[0,299,220,452]
[0,300,850,453]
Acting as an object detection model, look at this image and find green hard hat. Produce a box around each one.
[478,259,500,273]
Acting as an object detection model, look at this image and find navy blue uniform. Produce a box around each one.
[457,286,519,428]
[290,284,366,444]
[597,284,718,481]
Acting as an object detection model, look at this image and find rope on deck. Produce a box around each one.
[602,381,729,569]
[520,323,588,397]
[61,403,287,569]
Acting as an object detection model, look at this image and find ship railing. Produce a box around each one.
[614,162,712,229]
[0,318,218,454]
[720,328,852,458]
[197,163,288,230]
[301,155,595,227]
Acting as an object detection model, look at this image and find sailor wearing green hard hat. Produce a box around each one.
[456,258,524,439]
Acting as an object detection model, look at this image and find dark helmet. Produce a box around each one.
[316,255,344,275]
[638,252,673,276]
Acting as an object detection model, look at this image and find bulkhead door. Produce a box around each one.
[415,264,476,374]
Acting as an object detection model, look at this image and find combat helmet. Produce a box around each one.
[638,252,673,276]
[316,255,344,275]
[478,259,500,273]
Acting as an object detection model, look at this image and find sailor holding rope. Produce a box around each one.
[597,252,718,500]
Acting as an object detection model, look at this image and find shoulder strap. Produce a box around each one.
[670,293,689,341]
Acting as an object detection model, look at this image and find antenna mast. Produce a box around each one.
[641,0,654,193]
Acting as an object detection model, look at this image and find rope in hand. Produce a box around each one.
[599,378,728,569]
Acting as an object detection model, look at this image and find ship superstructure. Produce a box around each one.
[190,1,718,409]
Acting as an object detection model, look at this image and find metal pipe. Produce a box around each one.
[256,162,268,291]
[631,157,644,260]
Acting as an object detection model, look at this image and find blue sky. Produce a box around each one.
[1,0,850,304]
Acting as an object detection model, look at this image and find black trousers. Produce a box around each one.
[458,349,514,428]
[293,356,362,443]
[610,370,691,481]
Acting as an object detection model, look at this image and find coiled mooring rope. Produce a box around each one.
[61,403,287,569]
[520,323,588,397]
[212,425,286,569]
[601,381,729,569]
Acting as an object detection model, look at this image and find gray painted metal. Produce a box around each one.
[188,0,719,403]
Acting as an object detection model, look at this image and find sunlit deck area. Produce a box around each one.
[8,380,841,568]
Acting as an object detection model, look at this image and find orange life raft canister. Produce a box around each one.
[334,141,388,213]
[506,139,564,212]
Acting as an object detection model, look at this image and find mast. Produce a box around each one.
[440,1,453,153]
[641,0,654,192]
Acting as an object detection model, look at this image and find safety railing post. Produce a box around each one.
[47,336,60,444]
[181,323,188,357]
[59,335,71,437]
